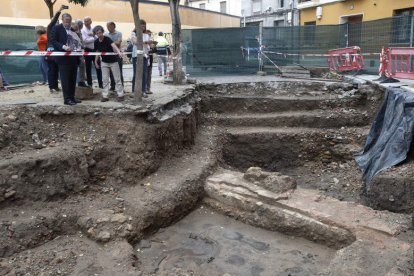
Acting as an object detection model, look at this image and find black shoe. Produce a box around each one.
[73,98,82,103]
[78,82,88,87]
[101,97,109,102]
[55,87,61,92]
[64,100,77,106]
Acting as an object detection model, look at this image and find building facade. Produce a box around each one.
[240,0,299,27]
[186,0,242,17]
[0,0,240,37]
[298,0,414,25]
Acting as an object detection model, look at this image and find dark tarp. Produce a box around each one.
[355,87,414,189]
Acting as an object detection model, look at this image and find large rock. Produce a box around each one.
[243,167,296,193]
[75,86,94,100]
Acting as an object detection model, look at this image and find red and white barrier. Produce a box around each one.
[383,47,414,80]
[328,46,364,72]
[0,50,138,56]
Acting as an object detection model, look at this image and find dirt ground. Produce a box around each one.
[0,76,412,275]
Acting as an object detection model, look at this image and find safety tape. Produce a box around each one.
[0,50,143,56]
[261,50,381,57]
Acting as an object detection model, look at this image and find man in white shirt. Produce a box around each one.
[81,16,102,88]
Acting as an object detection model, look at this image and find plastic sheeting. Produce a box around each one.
[355,87,414,188]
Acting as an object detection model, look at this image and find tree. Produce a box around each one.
[43,0,89,19]
[129,0,144,103]
[168,0,184,85]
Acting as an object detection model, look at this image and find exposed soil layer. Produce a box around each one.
[198,81,383,205]
[0,80,413,275]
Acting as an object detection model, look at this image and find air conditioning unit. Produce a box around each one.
[316,6,323,19]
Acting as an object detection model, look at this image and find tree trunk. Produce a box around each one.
[169,0,183,85]
[129,0,144,104]
[44,0,57,19]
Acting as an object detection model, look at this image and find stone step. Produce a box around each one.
[0,146,89,205]
[207,109,372,128]
[205,170,410,238]
[202,94,367,113]
[222,126,368,170]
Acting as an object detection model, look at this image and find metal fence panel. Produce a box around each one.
[0,25,40,85]
[182,15,413,76]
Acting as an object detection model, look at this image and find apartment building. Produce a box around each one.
[186,0,242,16]
[298,0,414,25]
[0,0,240,36]
[240,0,299,27]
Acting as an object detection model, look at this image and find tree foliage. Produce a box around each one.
[68,0,89,6]
[43,0,89,19]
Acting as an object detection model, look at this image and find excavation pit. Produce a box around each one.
[135,206,337,276]
[0,80,412,275]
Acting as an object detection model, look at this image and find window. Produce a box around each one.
[274,20,284,27]
[220,1,227,13]
[199,3,206,9]
[392,8,414,45]
[252,0,262,15]
[280,0,284,8]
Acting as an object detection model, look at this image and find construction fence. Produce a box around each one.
[182,15,414,76]
[0,15,413,84]
[0,25,40,85]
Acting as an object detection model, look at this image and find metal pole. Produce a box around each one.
[410,15,413,71]
[259,22,263,71]
[346,23,349,47]
[410,15,414,47]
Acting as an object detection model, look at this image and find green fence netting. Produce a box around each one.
[0,25,40,85]
[183,15,413,76]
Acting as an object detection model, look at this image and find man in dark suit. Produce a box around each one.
[50,13,80,105]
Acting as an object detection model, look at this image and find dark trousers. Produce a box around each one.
[84,48,102,88]
[110,57,124,89]
[142,57,148,94]
[46,57,59,89]
[58,62,78,103]
[146,65,152,92]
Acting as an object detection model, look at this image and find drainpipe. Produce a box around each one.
[410,15,414,70]
[410,15,414,48]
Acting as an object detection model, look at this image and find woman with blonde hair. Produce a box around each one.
[35,25,48,84]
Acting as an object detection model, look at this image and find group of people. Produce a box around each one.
[34,5,171,105]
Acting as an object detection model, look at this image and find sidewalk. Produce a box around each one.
[0,65,191,109]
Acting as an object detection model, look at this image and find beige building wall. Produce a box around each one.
[300,0,414,25]
[0,0,240,40]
